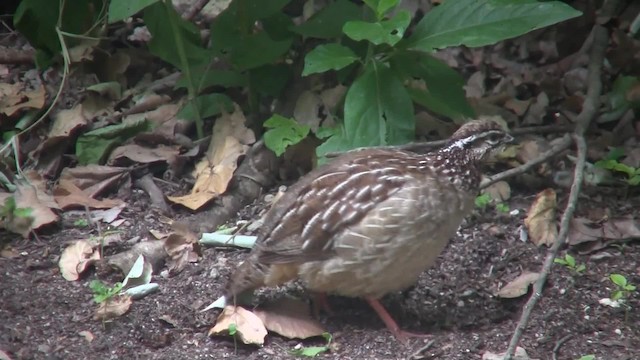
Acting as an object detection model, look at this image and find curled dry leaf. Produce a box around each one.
[210,305,267,346]
[496,272,540,298]
[94,295,132,321]
[253,297,326,339]
[164,230,201,275]
[524,188,557,247]
[481,180,511,202]
[59,240,101,281]
[568,217,640,252]
[168,104,255,210]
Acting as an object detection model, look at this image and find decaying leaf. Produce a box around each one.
[107,143,181,165]
[59,240,101,281]
[0,83,46,116]
[210,305,268,346]
[496,272,540,298]
[524,189,557,246]
[94,295,132,321]
[568,217,640,252]
[253,297,326,339]
[168,104,255,210]
[53,165,130,210]
[164,222,201,274]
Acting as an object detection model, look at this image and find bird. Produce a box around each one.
[222,118,514,342]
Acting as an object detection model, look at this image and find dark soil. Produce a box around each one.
[1,188,639,360]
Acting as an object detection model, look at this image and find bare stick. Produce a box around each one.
[502,1,615,358]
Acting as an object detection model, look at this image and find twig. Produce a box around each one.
[552,334,574,360]
[480,135,571,189]
[502,0,615,358]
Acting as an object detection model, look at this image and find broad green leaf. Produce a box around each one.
[392,51,474,119]
[229,32,293,71]
[144,2,211,69]
[315,125,351,161]
[108,0,158,23]
[610,274,627,287]
[565,254,576,267]
[263,115,311,156]
[404,0,582,52]
[292,0,361,39]
[249,64,292,97]
[178,94,234,121]
[344,61,414,148]
[343,10,410,46]
[175,69,248,90]
[76,118,150,164]
[363,0,399,19]
[303,44,359,76]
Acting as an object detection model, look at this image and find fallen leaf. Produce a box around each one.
[496,272,540,298]
[59,240,101,281]
[168,104,255,210]
[253,297,326,339]
[0,83,46,116]
[210,305,267,346]
[524,189,557,246]
[89,204,126,224]
[78,330,95,342]
[107,143,180,165]
[568,217,640,247]
[164,224,201,274]
[2,179,59,237]
[54,179,124,210]
[482,180,511,202]
[94,295,132,320]
[121,255,152,289]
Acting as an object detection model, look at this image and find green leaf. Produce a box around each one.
[610,274,627,287]
[178,94,235,121]
[553,258,567,266]
[315,125,351,161]
[629,175,640,186]
[565,254,576,267]
[363,0,399,19]
[404,0,582,52]
[292,0,361,39]
[576,356,595,360]
[76,119,151,165]
[175,69,248,90]
[13,207,33,218]
[576,264,586,273]
[291,346,329,357]
[263,115,311,156]
[108,0,158,23]
[144,2,211,69]
[344,61,414,148]
[392,51,474,119]
[303,44,359,76]
[229,32,293,71]
[228,323,237,336]
[343,10,411,46]
[496,203,509,213]
[249,64,292,97]
[611,290,623,300]
[475,194,491,208]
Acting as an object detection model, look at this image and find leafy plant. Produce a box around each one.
[89,280,123,303]
[609,273,636,301]
[228,323,237,336]
[290,332,332,357]
[74,218,89,227]
[475,194,509,213]
[554,254,586,275]
[595,148,640,186]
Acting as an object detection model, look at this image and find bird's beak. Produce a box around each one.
[505,134,515,144]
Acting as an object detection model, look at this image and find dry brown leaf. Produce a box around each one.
[78,330,95,343]
[2,180,59,237]
[94,295,132,321]
[482,180,511,202]
[58,165,130,198]
[496,272,540,298]
[253,298,326,339]
[168,104,255,210]
[164,226,201,275]
[59,240,101,281]
[568,217,640,246]
[210,305,267,346]
[108,143,180,165]
[54,179,124,210]
[0,83,46,116]
[524,189,557,247]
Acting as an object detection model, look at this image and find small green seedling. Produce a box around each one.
[554,254,586,275]
[228,323,237,336]
[290,332,332,357]
[89,280,123,303]
[595,148,640,185]
[475,194,491,209]
[610,274,636,301]
[576,355,595,360]
[74,218,89,227]
[495,202,510,213]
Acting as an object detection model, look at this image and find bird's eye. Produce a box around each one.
[485,133,504,145]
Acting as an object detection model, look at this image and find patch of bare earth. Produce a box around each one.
[1,189,639,360]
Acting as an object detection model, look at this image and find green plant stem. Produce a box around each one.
[164,0,203,138]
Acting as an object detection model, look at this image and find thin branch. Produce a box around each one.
[480,135,571,189]
[502,0,615,357]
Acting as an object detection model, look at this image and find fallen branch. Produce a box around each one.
[502,0,616,358]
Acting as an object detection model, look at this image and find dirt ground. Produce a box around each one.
[1,186,639,360]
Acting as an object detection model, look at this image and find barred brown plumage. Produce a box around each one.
[222,118,513,342]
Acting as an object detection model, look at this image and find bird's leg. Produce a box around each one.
[311,291,334,317]
[365,297,430,344]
